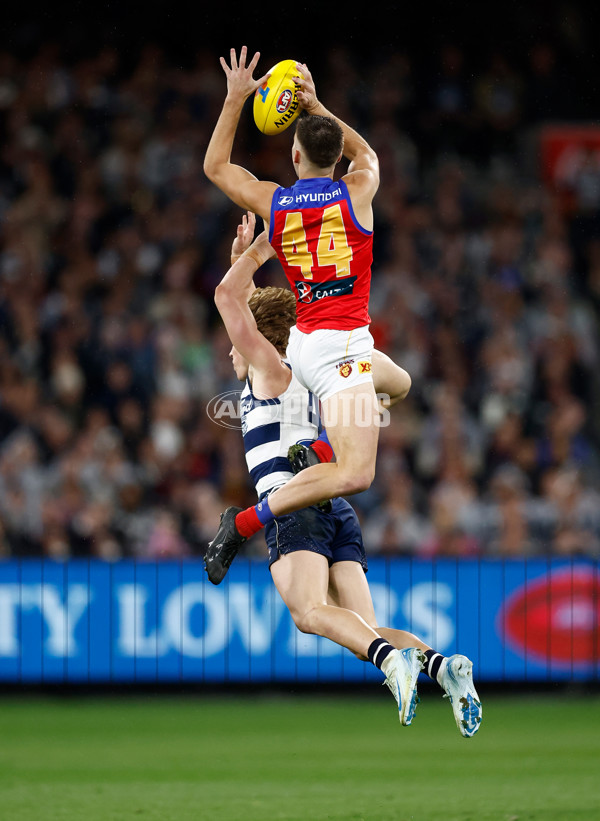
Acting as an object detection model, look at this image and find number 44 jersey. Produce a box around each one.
[269,177,373,333]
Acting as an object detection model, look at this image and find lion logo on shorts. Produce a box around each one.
[338,361,353,378]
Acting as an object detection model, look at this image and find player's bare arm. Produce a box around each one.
[214,226,287,388]
[230,211,258,299]
[203,47,277,220]
[294,61,379,219]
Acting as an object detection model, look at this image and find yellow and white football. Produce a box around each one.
[253,59,303,135]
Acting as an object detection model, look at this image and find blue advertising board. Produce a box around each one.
[0,558,598,683]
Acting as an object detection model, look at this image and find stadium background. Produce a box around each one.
[2,0,600,561]
[2,4,600,820]
[1,0,599,676]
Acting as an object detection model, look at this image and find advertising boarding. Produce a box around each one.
[0,558,597,684]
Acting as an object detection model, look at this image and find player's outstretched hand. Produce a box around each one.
[231,211,256,262]
[220,47,270,103]
[248,230,277,266]
[294,62,319,114]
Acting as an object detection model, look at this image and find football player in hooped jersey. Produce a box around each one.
[204,47,386,558]
[205,213,482,737]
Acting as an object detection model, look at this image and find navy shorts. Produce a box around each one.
[264,497,368,572]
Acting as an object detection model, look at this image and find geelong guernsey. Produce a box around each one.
[241,367,319,499]
[269,177,373,332]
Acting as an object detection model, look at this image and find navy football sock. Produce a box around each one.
[423,649,445,682]
[367,638,395,670]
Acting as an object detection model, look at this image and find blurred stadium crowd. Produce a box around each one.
[1,30,600,561]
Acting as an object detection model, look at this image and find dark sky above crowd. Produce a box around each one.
[3,1,600,120]
[2,1,600,77]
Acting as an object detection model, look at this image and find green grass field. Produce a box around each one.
[1,690,599,821]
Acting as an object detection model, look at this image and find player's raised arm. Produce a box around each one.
[214,225,281,374]
[294,62,379,190]
[203,47,277,220]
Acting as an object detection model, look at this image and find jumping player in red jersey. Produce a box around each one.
[269,136,374,334]
[203,48,388,563]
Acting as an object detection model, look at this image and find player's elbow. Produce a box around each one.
[214,282,234,310]
[365,145,379,167]
[203,156,223,184]
[203,165,218,185]
[202,155,214,178]
[214,282,225,304]
[367,153,380,187]
[356,142,378,163]
[347,152,380,189]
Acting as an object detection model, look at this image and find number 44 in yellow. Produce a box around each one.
[281,204,353,280]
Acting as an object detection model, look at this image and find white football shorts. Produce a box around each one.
[286,324,374,403]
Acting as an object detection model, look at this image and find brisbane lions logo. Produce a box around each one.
[338,359,354,378]
[296,282,313,303]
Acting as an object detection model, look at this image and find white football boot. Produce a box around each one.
[437,654,482,738]
[381,648,426,726]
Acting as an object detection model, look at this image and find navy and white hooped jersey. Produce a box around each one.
[241,367,319,499]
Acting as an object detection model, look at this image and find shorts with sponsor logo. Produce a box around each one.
[286,324,374,403]
[264,497,368,571]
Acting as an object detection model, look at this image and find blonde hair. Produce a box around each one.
[248,287,297,355]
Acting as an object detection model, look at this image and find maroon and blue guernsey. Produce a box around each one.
[269,177,373,332]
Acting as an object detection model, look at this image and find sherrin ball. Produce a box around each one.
[253,59,303,135]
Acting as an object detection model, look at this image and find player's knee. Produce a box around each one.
[338,466,375,495]
[396,370,412,402]
[293,615,315,634]
[293,604,322,635]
